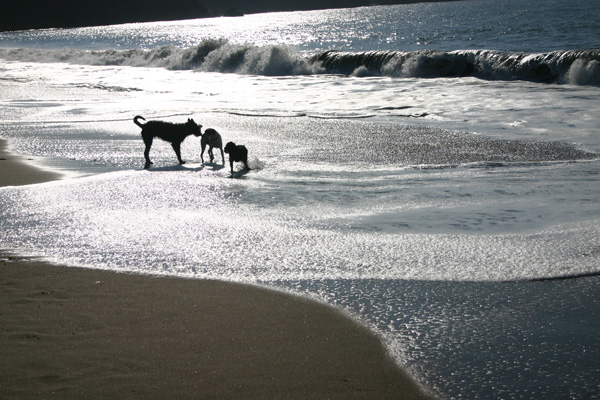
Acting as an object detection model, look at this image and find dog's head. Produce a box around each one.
[186,118,203,137]
[224,141,236,154]
[204,128,219,138]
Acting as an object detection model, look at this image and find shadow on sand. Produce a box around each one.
[143,162,251,179]
[231,168,250,179]
[143,162,226,173]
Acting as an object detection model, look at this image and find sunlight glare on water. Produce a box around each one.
[1,165,598,282]
[1,1,599,398]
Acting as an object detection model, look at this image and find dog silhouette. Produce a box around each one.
[201,128,224,164]
[134,115,202,169]
[224,141,249,175]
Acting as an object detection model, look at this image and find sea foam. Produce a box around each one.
[1,43,599,85]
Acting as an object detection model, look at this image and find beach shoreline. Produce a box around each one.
[0,140,433,399]
[0,138,63,187]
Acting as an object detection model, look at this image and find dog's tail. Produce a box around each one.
[133,115,146,128]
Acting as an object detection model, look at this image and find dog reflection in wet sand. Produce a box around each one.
[224,141,250,175]
[134,115,202,169]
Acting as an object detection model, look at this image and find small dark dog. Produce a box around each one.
[134,115,202,169]
[200,128,224,164]
[224,141,249,174]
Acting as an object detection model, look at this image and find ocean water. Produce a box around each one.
[1,0,599,398]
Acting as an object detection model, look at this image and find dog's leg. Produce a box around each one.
[209,147,214,163]
[200,143,206,164]
[143,135,153,169]
[172,142,185,164]
[219,147,225,165]
[229,158,234,174]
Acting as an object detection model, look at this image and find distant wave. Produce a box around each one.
[1,40,599,85]
[312,49,600,85]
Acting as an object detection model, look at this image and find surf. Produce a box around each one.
[2,44,599,86]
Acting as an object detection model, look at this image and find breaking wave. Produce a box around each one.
[1,40,599,85]
[0,39,323,76]
[313,49,600,85]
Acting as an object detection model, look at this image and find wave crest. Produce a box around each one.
[314,49,600,85]
[105,39,323,75]
[1,41,598,85]
[193,41,322,75]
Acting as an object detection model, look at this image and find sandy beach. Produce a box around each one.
[0,139,433,399]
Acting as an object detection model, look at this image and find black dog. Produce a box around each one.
[200,128,224,164]
[224,141,249,174]
[134,115,202,169]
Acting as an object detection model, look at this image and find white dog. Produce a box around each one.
[200,128,224,164]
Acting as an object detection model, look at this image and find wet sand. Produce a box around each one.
[0,139,62,187]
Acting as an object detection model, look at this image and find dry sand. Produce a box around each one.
[0,139,433,399]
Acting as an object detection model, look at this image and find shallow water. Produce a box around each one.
[1,111,599,398]
[280,277,600,399]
